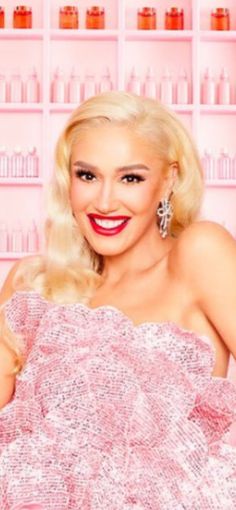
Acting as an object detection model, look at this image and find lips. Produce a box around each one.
[87,213,130,236]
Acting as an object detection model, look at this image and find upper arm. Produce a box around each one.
[176,221,236,360]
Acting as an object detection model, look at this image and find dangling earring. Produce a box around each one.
[156,197,173,239]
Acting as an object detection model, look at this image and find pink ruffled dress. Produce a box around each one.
[0,290,236,510]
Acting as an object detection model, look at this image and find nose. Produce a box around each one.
[94,179,118,213]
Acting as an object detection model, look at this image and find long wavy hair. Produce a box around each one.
[1,91,204,367]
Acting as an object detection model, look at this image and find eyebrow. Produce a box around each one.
[72,160,150,172]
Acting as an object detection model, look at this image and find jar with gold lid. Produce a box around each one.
[137,7,156,30]
[13,5,32,29]
[165,7,184,30]
[59,6,79,29]
[86,6,105,29]
[211,8,230,30]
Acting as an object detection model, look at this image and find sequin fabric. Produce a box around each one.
[0,290,236,510]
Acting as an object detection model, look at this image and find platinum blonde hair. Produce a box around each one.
[3,91,204,368]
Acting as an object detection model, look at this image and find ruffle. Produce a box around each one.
[0,292,236,509]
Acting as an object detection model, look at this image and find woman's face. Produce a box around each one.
[70,124,170,256]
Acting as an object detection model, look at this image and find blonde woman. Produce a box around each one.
[0,91,236,509]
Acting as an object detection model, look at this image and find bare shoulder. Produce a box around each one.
[0,254,44,306]
[170,220,236,283]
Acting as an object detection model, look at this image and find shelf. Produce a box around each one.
[200,105,236,114]
[125,30,193,41]
[50,29,119,41]
[205,179,236,187]
[0,178,43,186]
[0,29,44,40]
[0,103,43,112]
[200,31,236,42]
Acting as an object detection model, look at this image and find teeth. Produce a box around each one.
[93,218,127,229]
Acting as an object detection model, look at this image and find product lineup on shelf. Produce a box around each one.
[51,67,113,103]
[0,221,39,253]
[128,66,190,104]
[201,149,236,181]
[202,68,233,105]
[0,147,39,178]
[0,68,40,103]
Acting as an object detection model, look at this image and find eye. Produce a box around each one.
[75,169,96,181]
[122,173,145,184]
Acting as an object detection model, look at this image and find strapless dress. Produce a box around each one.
[0,290,236,509]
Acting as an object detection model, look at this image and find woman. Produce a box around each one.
[0,91,236,509]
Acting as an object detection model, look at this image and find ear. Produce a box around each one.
[163,162,178,197]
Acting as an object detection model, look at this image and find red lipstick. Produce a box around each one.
[87,213,130,236]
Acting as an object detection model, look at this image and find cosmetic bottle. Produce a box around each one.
[9,69,23,103]
[11,146,24,177]
[26,221,39,252]
[83,73,96,100]
[201,149,216,180]
[11,223,24,252]
[202,67,216,105]
[99,67,113,93]
[165,7,184,30]
[25,67,40,103]
[218,148,231,179]
[144,66,156,99]
[211,8,230,31]
[59,6,79,29]
[0,72,6,102]
[68,68,81,103]
[128,67,141,95]
[0,7,5,28]
[160,68,173,104]
[0,223,8,252]
[52,67,66,103]
[176,68,189,104]
[86,6,105,29]
[13,6,32,29]
[25,147,39,177]
[137,7,156,30]
[231,154,236,179]
[218,67,231,105]
[0,146,9,177]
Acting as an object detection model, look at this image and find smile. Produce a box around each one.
[87,214,130,236]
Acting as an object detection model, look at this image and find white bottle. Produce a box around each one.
[83,73,96,100]
[99,67,113,93]
[0,146,9,177]
[52,67,66,103]
[144,66,156,99]
[201,149,216,181]
[202,67,216,105]
[11,146,24,178]
[9,69,23,103]
[26,222,39,252]
[0,73,7,102]
[25,67,40,103]
[218,67,231,105]
[218,148,231,180]
[0,222,9,252]
[128,67,141,95]
[177,68,189,104]
[25,147,39,178]
[68,67,81,104]
[11,223,24,252]
[160,68,173,104]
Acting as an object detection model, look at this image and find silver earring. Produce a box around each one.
[156,197,173,238]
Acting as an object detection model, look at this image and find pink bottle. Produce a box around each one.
[218,67,231,105]
[0,73,7,102]
[0,146,9,177]
[68,67,81,103]
[128,67,141,95]
[52,67,66,103]
[0,222,9,252]
[83,73,96,100]
[25,67,40,103]
[11,146,24,177]
[99,67,113,93]
[26,221,39,252]
[25,147,39,177]
[9,69,23,103]
[177,68,189,104]
[160,68,173,104]
[218,148,231,179]
[202,67,216,104]
[144,66,156,99]
[11,223,24,252]
[201,149,216,180]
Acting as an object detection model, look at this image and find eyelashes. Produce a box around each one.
[74,169,145,184]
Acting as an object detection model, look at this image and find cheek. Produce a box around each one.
[70,182,91,212]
